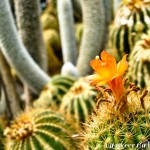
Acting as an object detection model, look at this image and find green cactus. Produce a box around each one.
[81,83,150,149]
[109,0,150,60]
[4,108,78,150]
[34,75,76,109]
[57,0,77,65]
[128,30,150,90]
[60,78,96,128]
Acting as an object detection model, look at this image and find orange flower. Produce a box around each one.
[87,51,128,102]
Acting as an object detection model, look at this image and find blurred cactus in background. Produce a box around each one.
[109,0,150,60]
[34,75,75,109]
[128,30,150,90]
[60,78,97,128]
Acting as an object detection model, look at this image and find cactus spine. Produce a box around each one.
[0,0,50,94]
[60,78,96,127]
[4,108,78,150]
[128,30,150,90]
[76,0,105,76]
[109,0,150,59]
[57,0,77,65]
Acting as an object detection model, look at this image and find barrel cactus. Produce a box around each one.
[34,75,76,109]
[82,88,150,149]
[60,78,97,128]
[80,51,150,149]
[109,0,150,60]
[4,108,78,150]
[128,30,150,90]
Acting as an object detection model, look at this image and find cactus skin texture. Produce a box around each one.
[81,83,150,150]
[57,0,77,65]
[34,75,76,109]
[128,30,150,90]
[60,78,96,128]
[77,0,105,76]
[109,0,150,60]
[4,108,78,150]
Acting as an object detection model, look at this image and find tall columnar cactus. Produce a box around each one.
[76,0,105,76]
[80,51,150,149]
[57,0,77,65]
[4,108,78,150]
[60,78,96,128]
[14,0,48,72]
[128,30,150,90]
[0,0,50,94]
[109,0,150,60]
[34,75,76,109]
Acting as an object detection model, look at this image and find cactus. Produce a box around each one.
[81,85,150,149]
[34,75,76,109]
[76,0,105,76]
[57,0,77,65]
[109,0,150,60]
[0,0,50,94]
[128,30,150,90]
[79,51,150,149]
[60,78,96,128]
[14,0,48,71]
[4,108,78,150]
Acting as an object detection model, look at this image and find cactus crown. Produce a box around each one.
[4,109,78,150]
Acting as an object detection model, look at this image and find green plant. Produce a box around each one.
[128,30,150,90]
[34,75,76,109]
[81,85,150,149]
[60,78,96,128]
[109,0,150,60]
[4,108,78,150]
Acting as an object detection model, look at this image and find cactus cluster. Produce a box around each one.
[34,75,75,109]
[128,30,150,90]
[81,83,150,149]
[109,0,150,60]
[60,78,97,127]
[4,108,78,150]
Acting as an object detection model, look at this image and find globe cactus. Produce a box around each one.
[80,51,150,149]
[109,0,150,60]
[60,78,97,128]
[128,30,150,90]
[34,75,76,109]
[4,108,78,150]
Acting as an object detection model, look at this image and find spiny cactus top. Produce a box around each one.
[4,108,78,150]
[128,30,150,90]
[82,51,150,149]
[60,78,96,128]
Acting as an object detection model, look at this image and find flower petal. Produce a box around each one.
[101,51,117,73]
[117,54,128,76]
